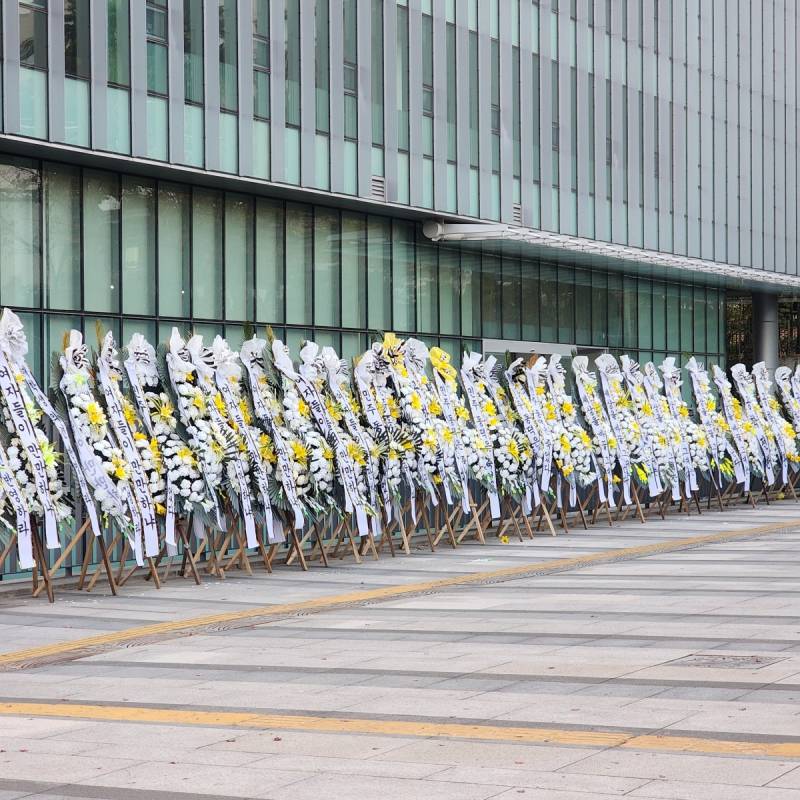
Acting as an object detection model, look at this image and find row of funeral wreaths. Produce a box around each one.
[0,306,798,572]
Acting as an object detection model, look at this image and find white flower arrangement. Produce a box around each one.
[58,331,128,521]
[546,357,598,489]
[354,344,420,502]
[271,339,338,512]
[381,334,458,498]
[619,357,674,495]
[462,352,531,500]
[123,334,214,517]
[572,358,618,488]
[165,330,228,506]
[752,362,800,475]
[713,365,767,482]
[240,337,313,511]
[730,363,780,483]
[685,358,737,484]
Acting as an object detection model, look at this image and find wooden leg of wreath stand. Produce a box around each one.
[631,484,646,524]
[287,525,317,566]
[329,518,347,560]
[344,518,363,563]
[33,519,90,597]
[176,521,202,584]
[394,501,411,553]
[0,532,18,575]
[433,487,458,548]
[287,528,308,570]
[418,499,437,552]
[457,497,488,544]
[30,521,54,603]
[309,521,330,567]
[253,525,274,574]
[381,508,397,557]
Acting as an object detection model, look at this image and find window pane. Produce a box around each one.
[481,255,501,339]
[0,157,41,308]
[341,212,366,329]
[192,189,223,318]
[82,170,120,313]
[121,177,156,315]
[65,0,90,78]
[285,0,301,126]
[19,67,48,138]
[591,271,607,347]
[219,0,238,111]
[316,0,330,132]
[623,278,637,348]
[652,281,666,350]
[460,250,481,338]
[417,237,438,335]
[147,42,168,94]
[367,215,390,330]
[539,264,557,342]
[224,194,253,321]
[558,265,574,343]
[607,273,622,348]
[313,208,340,327]
[575,268,591,345]
[285,202,312,325]
[19,7,47,69]
[184,0,204,102]
[439,247,460,337]
[502,257,521,341]
[43,163,81,310]
[521,259,539,341]
[108,0,131,86]
[392,221,415,332]
[693,286,706,352]
[157,183,191,318]
[255,198,284,324]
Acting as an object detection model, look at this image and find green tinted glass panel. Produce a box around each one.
[192,189,223,319]
[255,198,284,324]
[82,170,120,313]
[43,163,81,310]
[157,183,191,318]
[0,158,41,308]
[121,177,156,315]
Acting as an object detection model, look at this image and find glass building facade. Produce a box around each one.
[0,1,796,374]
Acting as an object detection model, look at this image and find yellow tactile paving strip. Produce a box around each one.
[0,701,798,759]
[1,518,798,671]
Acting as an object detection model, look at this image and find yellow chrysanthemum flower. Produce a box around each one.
[86,401,107,427]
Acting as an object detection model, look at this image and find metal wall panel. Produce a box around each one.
[642,1,657,250]
[557,7,571,232]
[656,0,672,251]
[698,1,714,261]
[725,0,739,265]
[203,0,221,170]
[609,0,625,243]
[407,0,423,207]
[518,0,535,227]
[168,0,185,164]
[1,1,20,132]
[762,0,775,270]
[498,4,513,222]
[672,0,687,255]
[329,0,345,192]
[592,0,609,241]
[382,0,398,202]
[738,0,752,267]
[299,0,315,187]
[477,0,492,219]
[90,0,109,150]
[626,0,642,248]
[538,7,553,231]
[751,3,763,269]
[130,0,148,157]
[712,0,727,262]
[357,0,373,198]
[685,0,700,257]
[786,0,797,274]
[47,2,64,142]
[774,0,786,272]
[575,5,591,237]
[269,0,287,182]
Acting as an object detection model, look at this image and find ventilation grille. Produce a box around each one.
[512,203,523,225]
[370,175,386,201]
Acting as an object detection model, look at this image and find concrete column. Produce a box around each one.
[752,290,779,373]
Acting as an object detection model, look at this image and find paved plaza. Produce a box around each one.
[1,506,800,799]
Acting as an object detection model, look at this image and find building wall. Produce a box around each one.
[3,1,798,277]
[0,153,726,386]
